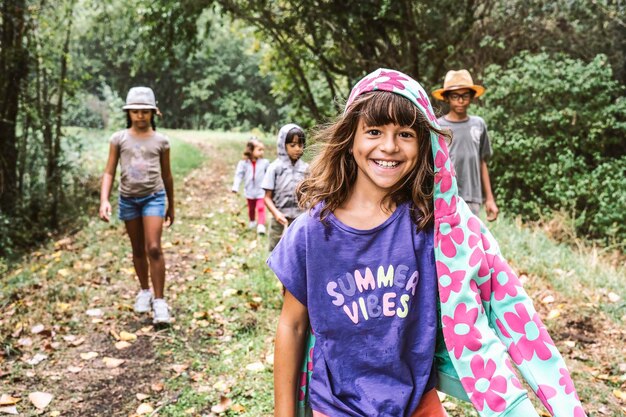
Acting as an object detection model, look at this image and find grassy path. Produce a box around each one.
[1,130,625,416]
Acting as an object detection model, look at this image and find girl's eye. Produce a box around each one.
[366,129,381,136]
[399,131,416,138]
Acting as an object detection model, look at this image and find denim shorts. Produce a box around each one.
[118,190,166,221]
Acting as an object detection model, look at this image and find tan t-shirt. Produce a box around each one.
[110,130,170,197]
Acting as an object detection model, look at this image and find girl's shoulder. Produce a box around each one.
[109,129,127,145]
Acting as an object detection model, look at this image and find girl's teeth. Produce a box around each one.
[375,160,398,168]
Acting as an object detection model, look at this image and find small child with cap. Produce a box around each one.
[99,86,174,324]
[432,69,499,220]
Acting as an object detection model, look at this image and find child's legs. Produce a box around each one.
[143,216,165,299]
[255,198,266,225]
[124,218,149,290]
[268,218,284,251]
[247,199,256,222]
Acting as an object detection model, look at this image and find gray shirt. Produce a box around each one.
[110,130,170,197]
[261,158,308,219]
[437,115,492,204]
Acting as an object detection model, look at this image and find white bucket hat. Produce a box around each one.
[123,86,158,110]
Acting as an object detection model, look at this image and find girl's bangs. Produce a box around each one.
[357,92,421,129]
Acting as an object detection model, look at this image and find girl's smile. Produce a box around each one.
[352,119,418,195]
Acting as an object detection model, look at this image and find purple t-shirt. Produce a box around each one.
[267,202,438,417]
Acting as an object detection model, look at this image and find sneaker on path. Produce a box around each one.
[152,298,171,324]
[257,223,266,235]
[248,220,257,229]
[134,289,152,313]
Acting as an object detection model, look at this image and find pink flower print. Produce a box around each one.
[416,89,437,122]
[298,371,307,401]
[435,166,453,194]
[504,303,555,363]
[307,346,314,371]
[537,384,556,414]
[574,406,587,417]
[437,134,451,159]
[442,303,482,359]
[461,355,507,412]
[496,318,512,338]
[469,280,483,308]
[436,261,465,303]
[559,367,578,398]
[437,217,464,257]
[504,358,522,389]
[467,217,481,247]
[434,150,447,170]
[491,255,520,301]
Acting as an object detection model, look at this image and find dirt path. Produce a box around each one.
[0,135,254,416]
[1,131,625,416]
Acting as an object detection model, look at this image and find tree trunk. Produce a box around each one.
[49,2,75,228]
[0,0,28,213]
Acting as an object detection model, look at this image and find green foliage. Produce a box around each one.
[477,53,626,247]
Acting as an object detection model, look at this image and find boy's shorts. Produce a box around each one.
[118,190,166,221]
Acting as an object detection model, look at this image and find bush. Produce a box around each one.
[476,52,626,248]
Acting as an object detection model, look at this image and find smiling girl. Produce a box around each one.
[268,69,585,417]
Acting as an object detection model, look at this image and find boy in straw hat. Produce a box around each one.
[433,69,499,220]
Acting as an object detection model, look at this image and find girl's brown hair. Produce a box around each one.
[243,138,262,160]
[297,91,451,231]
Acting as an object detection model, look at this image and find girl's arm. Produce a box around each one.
[480,160,498,221]
[161,148,175,227]
[274,290,309,417]
[265,190,288,225]
[99,143,119,222]
[232,160,245,193]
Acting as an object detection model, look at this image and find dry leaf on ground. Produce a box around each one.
[136,403,154,415]
[114,341,132,350]
[25,353,47,366]
[80,351,98,360]
[210,396,232,413]
[245,362,265,372]
[0,396,20,406]
[102,357,125,368]
[0,406,18,415]
[119,331,137,342]
[28,392,53,410]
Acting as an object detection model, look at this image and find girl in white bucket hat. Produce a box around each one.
[99,86,174,324]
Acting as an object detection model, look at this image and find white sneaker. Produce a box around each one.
[152,299,171,324]
[257,224,266,235]
[248,220,257,229]
[134,289,152,313]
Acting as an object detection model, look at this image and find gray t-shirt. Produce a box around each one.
[110,130,170,197]
[261,158,309,219]
[437,116,492,204]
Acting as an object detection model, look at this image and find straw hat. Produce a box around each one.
[122,87,158,110]
[432,69,485,101]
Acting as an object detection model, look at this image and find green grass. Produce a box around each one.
[1,128,624,416]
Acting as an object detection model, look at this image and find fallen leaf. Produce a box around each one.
[222,288,237,298]
[136,393,150,401]
[614,389,626,401]
[30,324,45,334]
[245,362,265,372]
[541,295,555,304]
[0,396,20,406]
[80,352,99,360]
[25,353,48,366]
[49,411,61,417]
[546,309,561,320]
[608,292,621,303]
[70,337,85,347]
[57,268,70,278]
[136,403,154,415]
[102,357,125,368]
[67,366,83,374]
[171,364,189,375]
[17,338,32,347]
[28,392,53,410]
[114,341,132,350]
[119,331,137,342]
[265,353,274,365]
[85,308,104,317]
[150,382,164,392]
[210,396,232,413]
[62,335,77,342]
[0,406,18,415]
[231,404,245,412]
